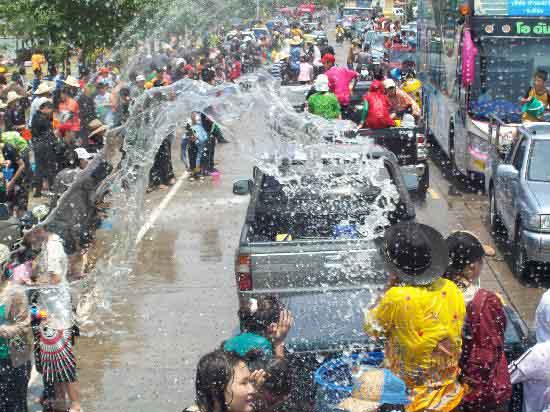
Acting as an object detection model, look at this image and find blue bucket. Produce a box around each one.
[314,352,384,412]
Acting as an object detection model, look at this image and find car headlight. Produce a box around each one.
[527,214,550,231]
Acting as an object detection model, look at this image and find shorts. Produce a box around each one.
[7,183,29,211]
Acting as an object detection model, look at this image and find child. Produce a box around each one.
[297,55,314,84]
[521,69,550,122]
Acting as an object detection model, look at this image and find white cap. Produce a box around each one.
[176,57,186,66]
[383,78,396,89]
[136,74,146,82]
[75,147,94,160]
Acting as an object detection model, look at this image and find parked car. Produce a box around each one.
[486,119,550,280]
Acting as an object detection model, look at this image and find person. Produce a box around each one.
[1,131,31,217]
[4,91,26,133]
[270,53,289,83]
[31,51,46,74]
[307,74,341,120]
[87,119,107,153]
[289,37,303,81]
[186,112,210,178]
[346,39,361,70]
[28,81,55,128]
[297,55,313,84]
[384,78,421,119]
[509,289,550,412]
[94,82,113,126]
[364,222,466,412]
[57,76,81,142]
[520,69,550,122]
[335,24,345,40]
[359,80,395,129]
[130,74,146,99]
[77,83,97,147]
[356,44,372,73]
[31,99,58,198]
[223,296,292,359]
[251,357,291,412]
[229,55,242,82]
[443,231,512,412]
[337,368,410,412]
[323,53,358,117]
[290,24,303,38]
[186,350,257,412]
[0,244,33,412]
[24,214,81,412]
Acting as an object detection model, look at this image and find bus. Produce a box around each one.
[417,0,550,180]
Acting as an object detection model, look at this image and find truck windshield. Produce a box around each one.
[471,37,550,122]
[528,140,550,182]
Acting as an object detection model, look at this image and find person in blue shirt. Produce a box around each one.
[223,296,292,359]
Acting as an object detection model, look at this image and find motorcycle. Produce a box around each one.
[336,31,344,44]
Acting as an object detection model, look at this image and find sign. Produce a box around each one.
[474,18,550,36]
[508,0,550,16]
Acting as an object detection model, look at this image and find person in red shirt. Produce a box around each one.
[359,80,395,129]
[229,55,242,82]
[444,231,512,412]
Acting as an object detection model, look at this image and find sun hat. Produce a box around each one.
[6,91,23,105]
[88,119,108,138]
[33,81,55,95]
[74,147,94,160]
[176,57,186,67]
[383,222,449,286]
[0,100,6,110]
[35,97,53,109]
[314,74,330,92]
[0,244,10,266]
[446,230,495,272]
[63,75,81,89]
[22,204,51,235]
[338,368,410,412]
[321,53,335,65]
[135,74,146,82]
[383,78,396,89]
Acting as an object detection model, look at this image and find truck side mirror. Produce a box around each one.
[496,164,519,180]
[233,179,253,195]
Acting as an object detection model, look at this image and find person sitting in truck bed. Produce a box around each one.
[358,80,395,129]
[520,69,550,122]
[223,296,293,359]
[384,78,421,120]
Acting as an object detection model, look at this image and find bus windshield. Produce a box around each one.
[470,37,550,122]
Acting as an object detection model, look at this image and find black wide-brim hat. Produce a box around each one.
[384,222,449,286]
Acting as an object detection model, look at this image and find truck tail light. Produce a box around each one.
[416,133,428,161]
[236,254,252,291]
[417,133,425,144]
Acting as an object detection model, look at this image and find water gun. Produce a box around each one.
[30,306,48,322]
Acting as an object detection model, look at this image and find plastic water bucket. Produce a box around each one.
[314,352,384,412]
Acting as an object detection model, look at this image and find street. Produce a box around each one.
[68,44,546,408]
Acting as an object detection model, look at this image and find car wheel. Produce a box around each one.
[512,222,531,281]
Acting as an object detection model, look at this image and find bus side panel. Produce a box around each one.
[425,84,451,156]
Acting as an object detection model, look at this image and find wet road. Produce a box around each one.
[65,38,547,412]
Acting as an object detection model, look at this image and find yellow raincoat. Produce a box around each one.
[365,278,466,412]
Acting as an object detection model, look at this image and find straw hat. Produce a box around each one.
[34,81,55,96]
[63,75,81,89]
[6,91,23,105]
[88,119,108,138]
[0,100,6,110]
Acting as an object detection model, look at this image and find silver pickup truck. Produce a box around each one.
[486,118,550,280]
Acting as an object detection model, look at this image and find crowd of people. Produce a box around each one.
[185,223,550,412]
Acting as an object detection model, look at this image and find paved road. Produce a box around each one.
[56,34,547,412]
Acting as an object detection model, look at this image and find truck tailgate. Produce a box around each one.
[280,288,383,353]
[248,238,385,290]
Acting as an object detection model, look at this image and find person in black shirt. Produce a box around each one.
[31,99,57,197]
[2,138,29,217]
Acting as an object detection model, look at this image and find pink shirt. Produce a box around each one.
[298,62,314,82]
[326,66,358,106]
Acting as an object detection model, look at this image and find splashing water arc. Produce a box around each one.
[69,0,398,333]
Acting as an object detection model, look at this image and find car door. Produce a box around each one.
[501,137,528,229]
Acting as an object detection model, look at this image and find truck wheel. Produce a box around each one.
[512,222,531,281]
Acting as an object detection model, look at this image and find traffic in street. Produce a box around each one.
[1,1,550,411]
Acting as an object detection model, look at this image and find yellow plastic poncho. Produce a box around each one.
[365,278,466,412]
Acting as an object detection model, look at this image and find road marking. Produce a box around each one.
[136,172,188,245]
[428,188,440,200]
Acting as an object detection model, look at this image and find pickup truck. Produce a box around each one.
[486,118,550,281]
[233,144,414,408]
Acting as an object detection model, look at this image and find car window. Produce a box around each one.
[528,140,550,182]
[512,138,528,171]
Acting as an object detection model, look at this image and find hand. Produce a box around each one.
[271,309,293,346]
[250,369,267,388]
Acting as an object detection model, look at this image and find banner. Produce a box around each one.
[508,0,550,16]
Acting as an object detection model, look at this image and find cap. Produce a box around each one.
[383,78,396,89]
[176,57,186,66]
[74,147,94,160]
[136,74,146,82]
[446,230,495,271]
